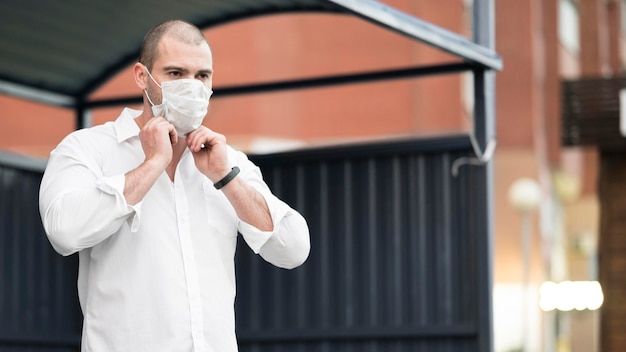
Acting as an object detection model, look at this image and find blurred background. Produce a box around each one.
[1,0,624,351]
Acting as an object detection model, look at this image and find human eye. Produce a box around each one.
[196,73,210,82]
[167,70,182,78]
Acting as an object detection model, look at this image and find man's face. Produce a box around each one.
[146,34,214,105]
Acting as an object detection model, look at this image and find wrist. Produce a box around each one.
[143,157,168,173]
[214,166,240,190]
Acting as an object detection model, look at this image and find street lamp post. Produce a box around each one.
[508,178,542,352]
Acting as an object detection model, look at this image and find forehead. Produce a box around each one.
[154,35,213,71]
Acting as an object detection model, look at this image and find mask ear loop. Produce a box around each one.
[145,69,162,88]
[144,89,157,106]
[142,66,162,107]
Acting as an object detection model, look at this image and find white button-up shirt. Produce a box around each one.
[39,108,311,352]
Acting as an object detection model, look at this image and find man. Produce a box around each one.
[39,20,310,352]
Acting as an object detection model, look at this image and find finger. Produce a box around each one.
[185,132,200,152]
[188,130,212,152]
[168,125,178,145]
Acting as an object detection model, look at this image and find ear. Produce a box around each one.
[133,63,148,90]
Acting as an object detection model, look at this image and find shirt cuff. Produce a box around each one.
[238,193,291,253]
[96,174,142,232]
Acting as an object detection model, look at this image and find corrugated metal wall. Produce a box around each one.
[0,161,81,352]
[237,136,487,351]
[0,135,490,351]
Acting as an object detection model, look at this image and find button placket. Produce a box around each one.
[173,177,206,352]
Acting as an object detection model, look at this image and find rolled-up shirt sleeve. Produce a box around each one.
[39,137,138,256]
[238,193,310,269]
[234,153,310,269]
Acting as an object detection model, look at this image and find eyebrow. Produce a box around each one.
[162,66,213,75]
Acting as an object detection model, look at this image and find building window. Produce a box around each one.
[559,0,580,54]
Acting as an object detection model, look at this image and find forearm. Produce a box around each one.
[231,181,311,269]
[220,176,273,231]
[195,144,310,268]
[124,159,165,205]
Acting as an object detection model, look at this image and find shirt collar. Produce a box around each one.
[114,108,142,143]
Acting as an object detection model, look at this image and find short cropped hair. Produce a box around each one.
[139,20,209,70]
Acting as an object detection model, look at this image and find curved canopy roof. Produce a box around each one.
[0,0,501,108]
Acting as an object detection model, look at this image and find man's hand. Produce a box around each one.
[187,126,231,183]
[123,117,177,205]
[138,117,177,169]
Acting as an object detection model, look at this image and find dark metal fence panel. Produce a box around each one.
[236,135,488,352]
[0,135,490,352]
[0,162,81,352]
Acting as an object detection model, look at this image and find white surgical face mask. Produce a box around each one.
[144,69,213,136]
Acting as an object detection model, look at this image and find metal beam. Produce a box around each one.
[326,0,502,70]
[75,105,93,130]
[86,62,475,109]
[0,150,47,172]
[472,1,496,352]
[0,79,75,108]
